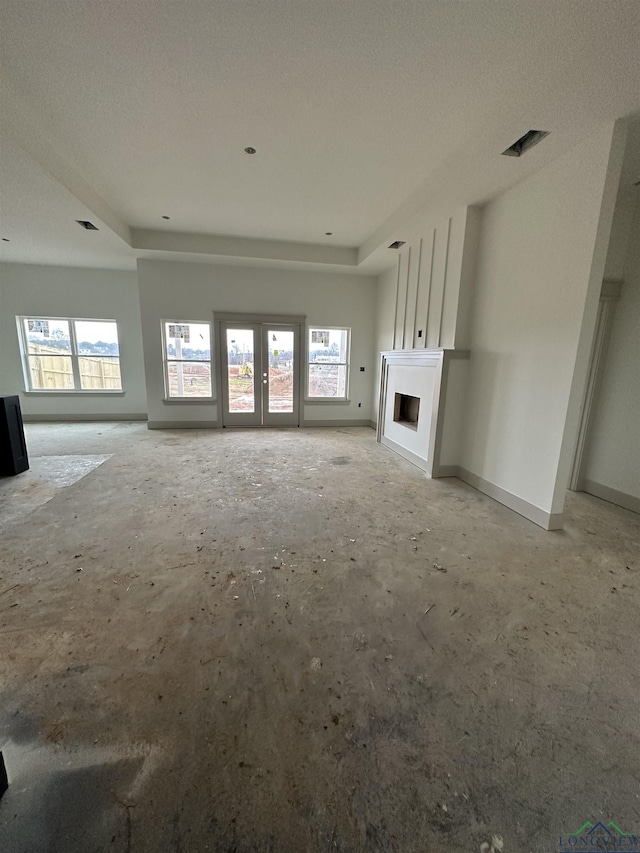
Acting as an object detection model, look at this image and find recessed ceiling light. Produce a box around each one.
[388,240,406,249]
[2,238,9,242]
[325,232,333,236]
[162,215,170,220]
[76,220,99,230]
[244,147,256,154]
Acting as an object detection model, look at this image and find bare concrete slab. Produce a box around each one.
[0,423,638,852]
[0,454,112,531]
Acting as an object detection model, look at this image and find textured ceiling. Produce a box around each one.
[0,135,137,269]
[1,1,640,270]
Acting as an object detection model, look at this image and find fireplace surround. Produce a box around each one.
[377,348,469,477]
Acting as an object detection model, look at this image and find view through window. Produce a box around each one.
[307,327,349,398]
[226,328,255,411]
[164,321,212,398]
[20,317,121,390]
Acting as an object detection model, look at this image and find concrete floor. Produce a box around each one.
[0,423,638,853]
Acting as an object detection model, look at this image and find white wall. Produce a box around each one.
[0,263,147,418]
[371,264,397,425]
[137,259,377,426]
[582,193,640,505]
[387,206,480,353]
[603,182,638,280]
[459,123,623,521]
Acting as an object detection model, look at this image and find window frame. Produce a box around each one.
[17,315,123,394]
[305,325,351,402]
[161,319,214,402]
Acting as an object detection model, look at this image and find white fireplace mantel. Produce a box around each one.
[377,348,469,477]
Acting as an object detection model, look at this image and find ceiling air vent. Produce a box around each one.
[502,130,549,158]
[76,220,99,230]
[388,240,406,249]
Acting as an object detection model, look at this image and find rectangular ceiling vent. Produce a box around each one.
[388,240,406,249]
[502,130,549,158]
[76,220,99,230]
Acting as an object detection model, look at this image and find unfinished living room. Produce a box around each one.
[1,2,639,852]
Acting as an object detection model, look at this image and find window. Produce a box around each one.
[163,321,212,398]
[307,327,350,399]
[19,317,122,391]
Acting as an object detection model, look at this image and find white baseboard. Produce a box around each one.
[302,419,371,428]
[147,420,220,429]
[582,479,640,514]
[369,420,377,430]
[456,466,564,531]
[147,419,371,430]
[23,413,147,423]
[435,464,459,477]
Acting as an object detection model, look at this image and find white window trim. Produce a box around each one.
[161,319,215,402]
[17,316,122,394]
[305,325,351,402]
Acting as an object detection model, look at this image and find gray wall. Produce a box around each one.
[582,193,640,507]
[0,263,147,419]
[459,123,622,519]
[137,259,377,427]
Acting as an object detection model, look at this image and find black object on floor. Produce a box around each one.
[0,751,8,799]
[0,396,29,476]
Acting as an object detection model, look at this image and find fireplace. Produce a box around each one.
[377,349,469,477]
[394,393,420,430]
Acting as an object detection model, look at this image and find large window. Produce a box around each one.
[19,317,122,391]
[307,327,350,399]
[163,321,212,398]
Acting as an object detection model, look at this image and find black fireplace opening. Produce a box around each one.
[393,393,420,430]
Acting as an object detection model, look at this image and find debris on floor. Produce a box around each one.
[0,423,638,853]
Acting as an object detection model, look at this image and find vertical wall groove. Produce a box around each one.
[425,228,436,342]
[402,246,411,349]
[392,254,401,349]
[437,217,453,346]
[426,223,446,347]
[412,238,423,348]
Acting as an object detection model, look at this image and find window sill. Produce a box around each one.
[304,398,351,404]
[162,397,216,405]
[24,390,125,396]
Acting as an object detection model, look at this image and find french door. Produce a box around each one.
[220,319,301,427]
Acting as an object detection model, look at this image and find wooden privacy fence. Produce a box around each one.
[28,345,121,389]
[77,356,121,389]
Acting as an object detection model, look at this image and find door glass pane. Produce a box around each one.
[79,357,122,390]
[28,354,74,389]
[267,330,294,412]
[75,320,120,356]
[167,362,212,397]
[24,318,71,355]
[227,329,255,412]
